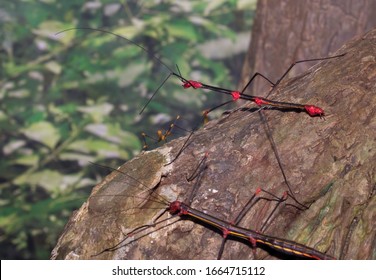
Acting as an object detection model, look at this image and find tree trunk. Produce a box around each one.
[242,0,376,95]
[51,27,376,260]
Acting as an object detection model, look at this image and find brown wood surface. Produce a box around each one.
[51,28,376,260]
[242,0,376,95]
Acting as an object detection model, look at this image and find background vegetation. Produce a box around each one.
[0,0,255,259]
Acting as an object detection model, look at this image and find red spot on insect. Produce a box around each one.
[231,91,241,101]
[282,191,288,200]
[222,228,229,239]
[254,97,265,106]
[255,187,262,195]
[183,80,202,89]
[249,236,257,248]
[304,105,324,117]
[169,201,181,214]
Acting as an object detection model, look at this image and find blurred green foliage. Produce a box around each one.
[0,0,256,259]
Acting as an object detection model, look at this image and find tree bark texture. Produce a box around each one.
[51,28,376,260]
[242,0,376,95]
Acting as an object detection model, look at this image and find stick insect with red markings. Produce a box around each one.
[88,164,335,260]
[55,27,344,118]
[50,139,338,260]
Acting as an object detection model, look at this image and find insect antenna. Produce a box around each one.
[89,162,170,207]
[55,27,187,114]
[93,214,180,257]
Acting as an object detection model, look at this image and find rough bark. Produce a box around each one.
[242,0,376,95]
[51,28,376,260]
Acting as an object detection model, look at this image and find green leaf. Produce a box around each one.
[77,103,114,123]
[237,0,258,10]
[59,152,96,165]
[13,170,64,192]
[204,0,228,15]
[0,110,7,122]
[66,139,130,160]
[28,111,46,124]
[21,121,61,149]
[44,60,62,75]
[84,123,141,149]
[113,25,142,39]
[8,88,30,98]
[116,62,149,88]
[164,20,198,41]
[13,154,40,166]
[3,140,26,155]
[35,20,76,45]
